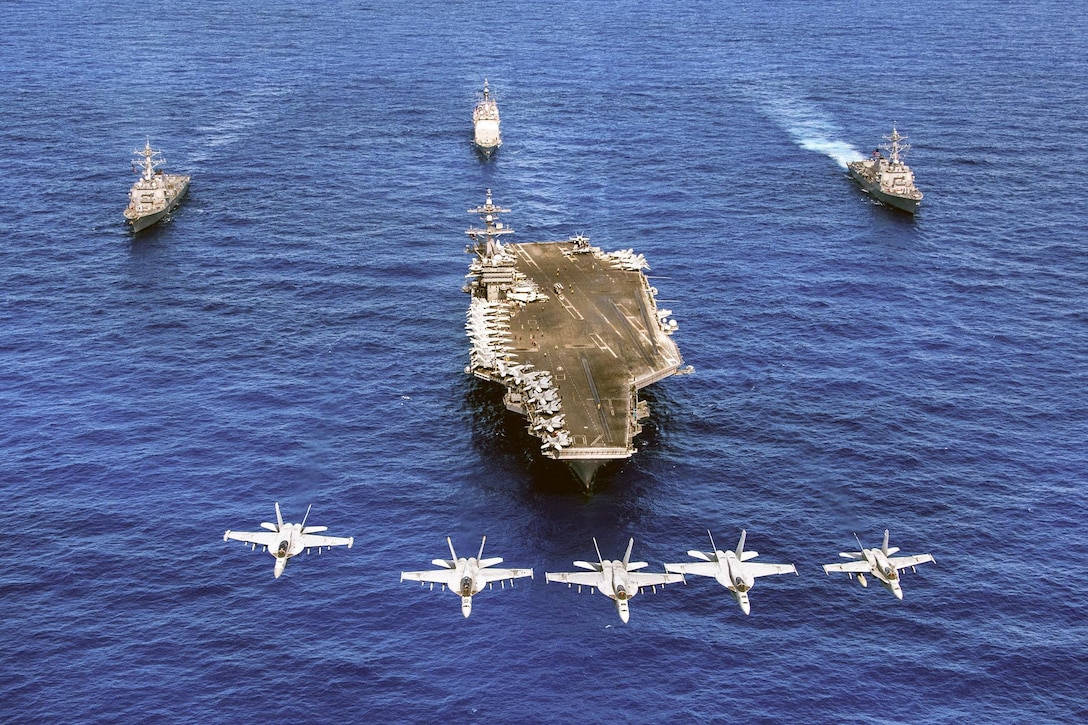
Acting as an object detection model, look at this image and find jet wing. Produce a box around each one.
[627,571,685,588]
[479,567,533,583]
[745,562,797,578]
[822,561,871,574]
[224,530,277,547]
[545,571,604,587]
[889,554,934,570]
[401,569,458,586]
[664,561,719,577]
[300,533,354,549]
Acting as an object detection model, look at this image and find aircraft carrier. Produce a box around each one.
[463,190,686,488]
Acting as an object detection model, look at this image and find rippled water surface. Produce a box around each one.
[1,1,1086,722]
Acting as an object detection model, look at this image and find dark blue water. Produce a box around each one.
[2,1,1085,722]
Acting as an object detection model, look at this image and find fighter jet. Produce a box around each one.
[223,502,354,579]
[664,530,796,615]
[545,538,684,623]
[822,529,934,600]
[400,537,533,618]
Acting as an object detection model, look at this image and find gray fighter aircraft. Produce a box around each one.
[223,502,354,579]
[546,538,684,623]
[822,529,934,599]
[400,537,533,617]
[665,530,796,614]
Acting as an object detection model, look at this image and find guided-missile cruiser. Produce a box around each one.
[472,79,501,158]
[463,190,687,488]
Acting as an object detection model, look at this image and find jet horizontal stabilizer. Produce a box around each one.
[687,550,713,562]
[303,525,328,534]
[626,561,649,571]
[431,559,455,569]
[574,560,602,571]
[478,557,504,569]
[260,522,278,532]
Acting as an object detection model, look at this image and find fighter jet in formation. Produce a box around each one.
[545,538,684,623]
[664,530,796,615]
[223,503,354,579]
[821,529,934,600]
[400,537,533,617]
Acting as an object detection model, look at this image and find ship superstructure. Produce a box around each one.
[123,139,190,231]
[463,190,685,488]
[472,79,502,157]
[846,127,923,213]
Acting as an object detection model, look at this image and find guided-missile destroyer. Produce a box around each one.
[463,190,686,488]
[847,127,923,214]
[123,139,189,231]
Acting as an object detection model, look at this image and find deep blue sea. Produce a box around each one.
[2,1,1086,722]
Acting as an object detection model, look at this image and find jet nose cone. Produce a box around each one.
[894,588,904,600]
[617,600,630,624]
[741,601,751,615]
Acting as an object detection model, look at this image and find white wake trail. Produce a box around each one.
[761,97,863,169]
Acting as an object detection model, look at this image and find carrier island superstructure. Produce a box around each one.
[463,190,686,488]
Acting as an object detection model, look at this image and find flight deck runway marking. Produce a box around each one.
[560,296,584,320]
[589,333,619,359]
[513,244,543,271]
[599,306,628,340]
[611,302,656,367]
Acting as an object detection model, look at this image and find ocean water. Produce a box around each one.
[1,1,1086,722]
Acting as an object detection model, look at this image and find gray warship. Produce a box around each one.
[472,80,502,158]
[124,140,190,232]
[463,190,687,488]
[847,127,923,214]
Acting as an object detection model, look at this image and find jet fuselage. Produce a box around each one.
[861,549,903,599]
[597,561,639,623]
[706,551,754,614]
